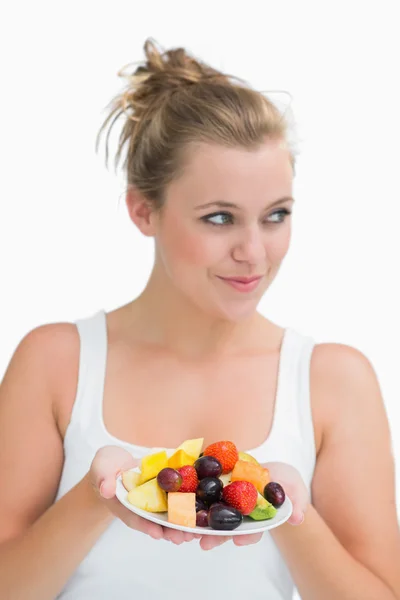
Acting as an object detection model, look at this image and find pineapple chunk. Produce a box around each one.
[122,469,141,492]
[168,449,196,469]
[138,450,168,485]
[177,438,204,460]
[219,472,232,487]
[128,478,167,512]
[238,451,259,465]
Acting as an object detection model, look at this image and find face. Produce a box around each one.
[152,139,294,322]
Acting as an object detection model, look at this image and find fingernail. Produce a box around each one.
[99,481,106,497]
[298,512,305,525]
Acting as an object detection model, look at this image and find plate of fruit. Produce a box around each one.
[116,438,292,535]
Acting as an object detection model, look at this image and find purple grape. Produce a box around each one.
[196,509,209,527]
[157,468,182,492]
[264,482,285,507]
[196,498,207,512]
[208,503,243,530]
[196,477,223,506]
[194,456,222,479]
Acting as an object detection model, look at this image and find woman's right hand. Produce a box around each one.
[88,445,201,545]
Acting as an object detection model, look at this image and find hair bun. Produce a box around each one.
[139,38,226,85]
[96,37,296,199]
[117,38,230,122]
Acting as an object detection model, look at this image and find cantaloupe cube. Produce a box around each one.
[168,492,196,528]
[231,460,270,494]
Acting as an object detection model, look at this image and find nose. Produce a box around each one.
[232,225,266,264]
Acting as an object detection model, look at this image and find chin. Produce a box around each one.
[225,307,259,323]
[207,300,260,323]
[182,285,261,323]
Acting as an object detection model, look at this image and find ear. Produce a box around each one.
[126,186,157,237]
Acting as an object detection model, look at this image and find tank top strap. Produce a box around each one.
[68,309,108,437]
[268,327,317,481]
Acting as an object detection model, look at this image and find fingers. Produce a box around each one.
[163,529,187,545]
[288,508,305,526]
[99,479,118,500]
[107,498,164,538]
[199,535,232,551]
[162,531,259,550]
[163,528,200,545]
[233,532,263,546]
[200,532,263,550]
[107,501,261,549]
[136,517,164,540]
[183,531,199,542]
[260,461,309,527]
[101,488,203,545]
[90,445,140,499]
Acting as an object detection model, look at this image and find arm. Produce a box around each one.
[0,324,187,599]
[0,325,114,600]
[1,475,114,600]
[270,343,400,600]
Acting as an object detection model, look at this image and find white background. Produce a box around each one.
[0,2,399,596]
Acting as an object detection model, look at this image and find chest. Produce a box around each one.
[102,345,282,451]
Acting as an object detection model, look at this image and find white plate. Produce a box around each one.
[115,470,293,536]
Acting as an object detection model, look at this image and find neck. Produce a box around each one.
[128,262,267,359]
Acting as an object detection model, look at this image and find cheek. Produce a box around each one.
[267,227,291,263]
[178,232,210,265]
[160,222,224,267]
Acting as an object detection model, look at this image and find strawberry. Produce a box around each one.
[203,441,239,474]
[222,481,258,515]
[176,465,199,493]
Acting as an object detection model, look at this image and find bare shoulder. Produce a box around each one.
[309,342,384,452]
[18,321,81,434]
[5,321,80,401]
[35,321,80,384]
[8,320,79,362]
[310,340,375,384]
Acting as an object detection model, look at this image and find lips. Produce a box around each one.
[216,275,264,293]
[218,276,263,283]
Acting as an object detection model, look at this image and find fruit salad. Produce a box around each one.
[122,438,286,531]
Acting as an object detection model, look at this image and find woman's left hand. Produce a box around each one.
[199,461,309,551]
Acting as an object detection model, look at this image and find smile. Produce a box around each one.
[216,275,263,293]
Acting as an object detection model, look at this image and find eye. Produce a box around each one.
[266,208,291,224]
[200,208,292,227]
[201,212,234,226]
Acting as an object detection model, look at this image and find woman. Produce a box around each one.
[0,38,399,600]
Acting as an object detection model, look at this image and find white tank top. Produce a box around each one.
[55,309,316,600]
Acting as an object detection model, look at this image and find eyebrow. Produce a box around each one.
[195,197,295,211]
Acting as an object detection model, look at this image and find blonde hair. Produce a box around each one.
[96,38,297,209]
